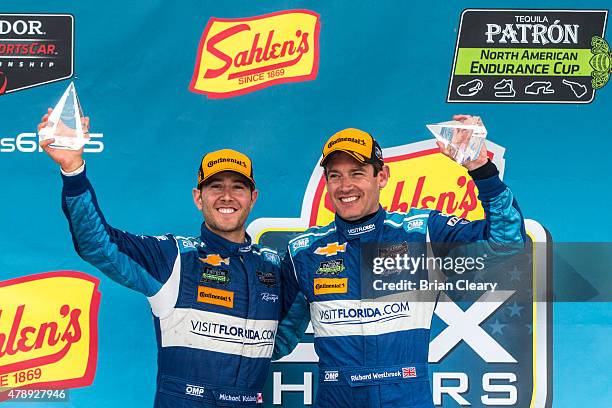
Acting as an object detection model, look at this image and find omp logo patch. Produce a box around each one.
[190,9,320,98]
[314,278,348,295]
[291,237,309,251]
[199,254,230,267]
[185,384,205,397]
[324,370,339,382]
[406,218,424,230]
[197,286,234,308]
[314,242,346,257]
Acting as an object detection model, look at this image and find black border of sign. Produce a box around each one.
[0,13,74,94]
[446,8,609,104]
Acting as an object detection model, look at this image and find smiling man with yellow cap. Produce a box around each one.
[278,117,526,407]
[39,108,308,408]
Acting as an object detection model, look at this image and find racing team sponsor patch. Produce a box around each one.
[197,286,234,308]
[377,242,409,258]
[316,259,345,275]
[256,270,276,287]
[377,242,409,275]
[314,242,347,257]
[314,278,348,295]
[199,254,230,267]
[200,267,230,285]
[190,9,320,98]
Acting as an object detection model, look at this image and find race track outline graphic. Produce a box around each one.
[456,78,483,96]
[494,78,516,97]
[525,81,555,95]
[562,78,587,97]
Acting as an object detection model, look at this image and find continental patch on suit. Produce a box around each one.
[314,278,348,295]
[197,286,234,308]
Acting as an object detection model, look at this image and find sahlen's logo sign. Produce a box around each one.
[190,9,320,98]
[0,14,74,95]
[0,271,100,400]
[249,140,552,407]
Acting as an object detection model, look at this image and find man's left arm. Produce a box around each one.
[426,159,526,257]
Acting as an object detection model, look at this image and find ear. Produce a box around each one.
[378,165,390,189]
[250,189,259,209]
[192,188,203,211]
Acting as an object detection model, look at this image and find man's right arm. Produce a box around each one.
[38,110,176,296]
[61,164,177,296]
[273,249,310,360]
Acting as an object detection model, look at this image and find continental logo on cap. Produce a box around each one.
[207,157,247,168]
[327,137,367,149]
[189,10,320,99]
[314,278,348,295]
[197,286,234,308]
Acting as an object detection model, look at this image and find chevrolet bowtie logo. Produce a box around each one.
[199,254,230,266]
[314,242,347,257]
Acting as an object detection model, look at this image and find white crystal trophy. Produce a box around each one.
[38,82,89,150]
[426,116,487,164]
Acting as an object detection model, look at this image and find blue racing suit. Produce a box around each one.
[61,166,308,407]
[278,161,525,407]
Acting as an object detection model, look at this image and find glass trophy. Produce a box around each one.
[426,116,487,164]
[38,82,89,150]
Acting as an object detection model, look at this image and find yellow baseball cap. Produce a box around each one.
[197,149,254,188]
[320,128,384,167]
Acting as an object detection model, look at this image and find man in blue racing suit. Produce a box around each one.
[39,110,308,407]
[278,116,526,407]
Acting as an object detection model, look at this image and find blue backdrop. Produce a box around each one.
[0,1,610,406]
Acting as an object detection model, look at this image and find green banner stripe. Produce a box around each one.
[455,48,592,76]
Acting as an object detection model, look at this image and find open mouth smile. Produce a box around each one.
[217,207,237,214]
[339,196,359,203]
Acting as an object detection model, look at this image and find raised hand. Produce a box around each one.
[38,107,89,172]
[436,114,488,171]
